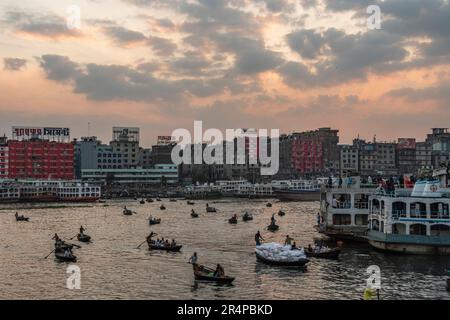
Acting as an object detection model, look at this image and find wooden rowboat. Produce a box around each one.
[77,234,91,242]
[267,224,279,232]
[193,265,235,284]
[149,218,161,225]
[304,247,341,259]
[148,243,182,252]
[55,252,77,262]
[228,217,238,224]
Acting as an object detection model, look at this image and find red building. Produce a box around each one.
[291,128,339,176]
[8,139,74,180]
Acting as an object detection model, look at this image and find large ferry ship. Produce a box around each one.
[366,170,450,255]
[273,180,321,201]
[319,176,378,241]
[0,180,101,203]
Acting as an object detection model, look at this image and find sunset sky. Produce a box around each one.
[1,0,450,147]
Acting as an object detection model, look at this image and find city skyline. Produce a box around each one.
[1,1,450,146]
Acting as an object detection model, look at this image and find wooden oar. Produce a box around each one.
[68,243,82,249]
[69,234,78,240]
[44,249,55,259]
[136,240,147,249]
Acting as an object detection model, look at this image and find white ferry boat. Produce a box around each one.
[273,180,321,201]
[367,171,450,255]
[0,180,101,203]
[319,176,378,241]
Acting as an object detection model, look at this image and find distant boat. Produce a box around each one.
[274,180,320,201]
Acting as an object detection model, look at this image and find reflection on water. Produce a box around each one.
[0,199,449,300]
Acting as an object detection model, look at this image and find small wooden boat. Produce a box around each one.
[140,199,146,204]
[229,217,238,224]
[242,214,253,221]
[193,265,235,284]
[15,215,29,221]
[278,210,286,216]
[149,218,161,225]
[187,201,195,205]
[148,243,182,252]
[255,252,309,266]
[169,198,177,202]
[266,203,272,207]
[160,205,166,210]
[267,224,279,232]
[55,252,77,262]
[191,211,199,218]
[304,247,341,259]
[77,233,91,242]
[206,206,217,213]
[123,209,133,215]
[146,198,154,203]
[156,198,161,201]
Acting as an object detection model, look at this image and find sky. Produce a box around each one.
[1,0,450,147]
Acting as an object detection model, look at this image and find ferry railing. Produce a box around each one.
[410,211,427,219]
[430,211,450,220]
[332,202,352,209]
[355,202,369,209]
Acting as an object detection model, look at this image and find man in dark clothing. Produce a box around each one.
[255,231,264,245]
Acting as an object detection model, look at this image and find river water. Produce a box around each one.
[0,199,449,300]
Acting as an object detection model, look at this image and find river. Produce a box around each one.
[0,199,449,300]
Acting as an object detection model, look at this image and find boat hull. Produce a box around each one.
[149,244,182,252]
[274,190,320,201]
[304,248,341,259]
[368,239,450,255]
[255,253,309,266]
[194,273,235,284]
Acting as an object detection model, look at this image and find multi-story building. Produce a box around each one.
[426,128,450,168]
[110,127,140,169]
[0,136,8,179]
[416,141,433,174]
[397,138,417,175]
[354,138,397,176]
[291,128,339,177]
[8,139,74,180]
[339,144,359,176]
[139,148,152,168]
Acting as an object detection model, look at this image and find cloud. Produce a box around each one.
[3,58,27,71]
[38,55,82,81]
[147,36,178,56]
[4,10,81,39]
[104,26,147,46]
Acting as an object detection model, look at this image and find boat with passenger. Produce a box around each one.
[273,180,321,201]
[366,169,450,255]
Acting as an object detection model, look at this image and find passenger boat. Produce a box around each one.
[15,215,29,221]
[55,252,77,262]
[149,218,161,225]
[304,247,341,259]
[193,265,235,284]
[123,209,133,215]
[273,180,321,201]
[319,176,378,242]
[148,242,182,252]
[77,233,91,243]
[255,251,309,266]
[0,180,101,203]
[366,170,450,255]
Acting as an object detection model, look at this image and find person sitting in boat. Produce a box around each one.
[64,248,71,258]
[284,235,294,246]
[171,239,177,247]
[189,252,198,265]
[291,242,298,250]
[79,225,85,235]
[213,264,225,278]
[165,239,170,247]
[15,212,19,219]
[307,244,313,252]
[255,231,264,246]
